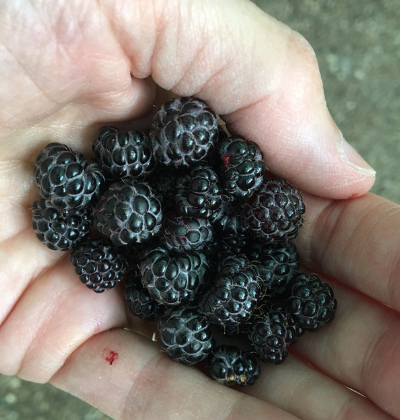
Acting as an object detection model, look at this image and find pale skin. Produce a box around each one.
[0,0,399,419]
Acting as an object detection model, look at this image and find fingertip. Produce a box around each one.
[225,106,375,200]
[336,131,376,175]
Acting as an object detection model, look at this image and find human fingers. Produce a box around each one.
[290,193,400,418]
[0,250,127,382]
[295,192,400,312]
[0,1,157,131]
[288,278,400,419]
[1,0,374,198]
[52,328,299,420]
[242,355,396,420]
[103,0,375,199]
[209,295,395,419]
[51,324,399,420]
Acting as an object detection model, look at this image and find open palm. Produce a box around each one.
[1,1,398,419]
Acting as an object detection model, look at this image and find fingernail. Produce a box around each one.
[336,132,376,175]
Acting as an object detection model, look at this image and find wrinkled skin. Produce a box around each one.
[1,1,399,420]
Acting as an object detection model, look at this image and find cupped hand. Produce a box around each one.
[1,1,398,419]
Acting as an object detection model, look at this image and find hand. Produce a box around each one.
[1,1,397,419]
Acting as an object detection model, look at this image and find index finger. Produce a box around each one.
[107,0,375,198]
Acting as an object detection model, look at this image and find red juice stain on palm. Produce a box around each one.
[102,347,119,365]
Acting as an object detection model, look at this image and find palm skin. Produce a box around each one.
[1,1,399,419]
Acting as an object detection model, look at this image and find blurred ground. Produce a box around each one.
[1,1,399,419]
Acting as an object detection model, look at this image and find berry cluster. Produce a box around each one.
[31,96,337,387]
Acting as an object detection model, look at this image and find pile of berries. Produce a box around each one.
[32,97,337,387]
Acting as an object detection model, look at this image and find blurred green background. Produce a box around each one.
[1,1,399,419]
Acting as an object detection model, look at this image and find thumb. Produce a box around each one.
[109,0,374,199]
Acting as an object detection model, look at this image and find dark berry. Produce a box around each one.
[140,246,209,306]
[158,306,215,365]
[93,126,156,180]
[241,177,305,243]
[94,180,162,246]
[198,255,261,330]
[247,302,303,364]
[70,238,127,293]
[211,199,249,259]
[217,234,250,260]
[124,270,164,321]
[176,165,223,221]
[288,273,337,332]
[160,216,214,252]
[34,142,105,210]
[207,345,261,386]
[247,240,299,297]
[212,198,246,236]
[217,135,266,199]
[151,97,218,167]
[32,198,92,250]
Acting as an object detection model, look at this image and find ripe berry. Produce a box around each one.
[93,126,156,180]
[70,238,127,293]
[34,142,105,210]
[124,270,164,321]
[94,180,162,246]
[160,216,214,252]
[247,303,303,364]
[199,255,261,331]
[288,273,337,332]
[151,97,218,167]
[217,135,265,199]
[176,165,223,221]
[207,345,261,386]
[32,198,92,250]
[248,240,299,297]
[158,306,215,365]
[241,177,305,243]
[140,246,209,306]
